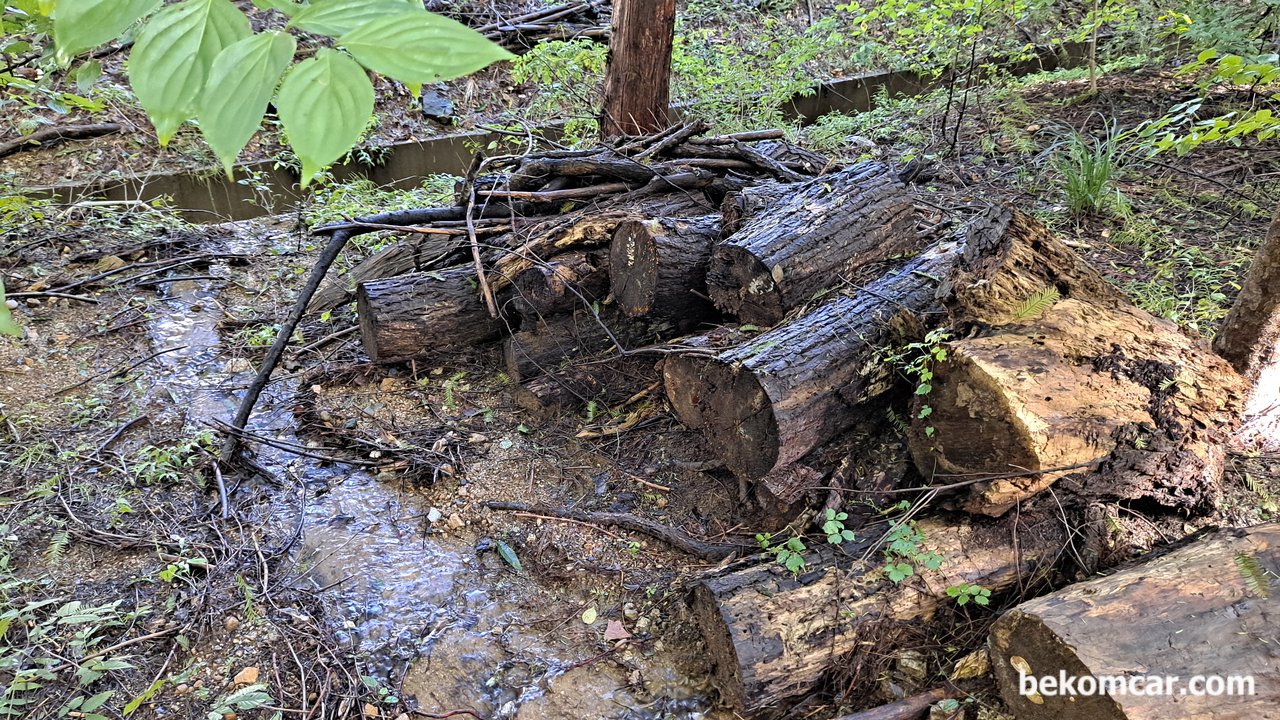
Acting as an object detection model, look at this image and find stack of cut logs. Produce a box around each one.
[316,125,1268,718]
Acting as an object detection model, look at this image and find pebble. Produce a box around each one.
[232,666,259,685]
[623,602,639,620]
[446,513,464,530]
[427,507,443,524]
[224,616,240,632]
[25,298,40,307]
[635,616,651,632]
[175,684,191,696]
[4,299,16,310]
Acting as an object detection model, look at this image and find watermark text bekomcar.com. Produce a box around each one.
[1020,671,1255,698]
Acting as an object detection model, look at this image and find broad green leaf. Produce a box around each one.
[198,32,296,175]
[340,11,514,84]
[276,48,373,187]
[72,59,101,92]
[128,0,251,145]
[53,0,160,64]
[495,539,521,572]
[0,280,20,337]
[290,0,420,38]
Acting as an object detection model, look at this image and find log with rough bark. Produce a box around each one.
[609,214,720,320]
[719,181,792,238]
[503,311,621,383]
[511,250,609,320]
[989,522,1280,720]
[705,162,919,325]
[693,513,1066,715]
[513,356,655,413]
[664,245,957,487]
[357,265,506,364]
[907,208,1247,517]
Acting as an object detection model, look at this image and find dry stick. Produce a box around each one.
[0,122,121,158]
[484,500,744,561]
[220,229,353,463]
[831,686,965,720]
[57,346,185,394]
[479,181,633,202]
[463,154,499,318]
[634,120,709,160]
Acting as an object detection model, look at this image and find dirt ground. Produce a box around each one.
[3,38,1280,720]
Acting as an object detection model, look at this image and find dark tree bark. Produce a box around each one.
[600,0,677,138]
[609,214,720,320]
[511,250,610,321]
[664,246,957,481]
[706,162,919,326]
[357,265,505,364]
[1214,201,1280,380]
[990,522,1280,720]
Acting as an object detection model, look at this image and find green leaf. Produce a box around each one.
[290,0,419,38]
[340,10,514,84]
[53,0,160,64]
[198,32,296,175]
[276,48,373,187]
[0,280,21,337]
[496,540,522,572]
[80,691,114,713]
[252,0,300,15]
[73,59,102,92]
[128,0,252,145]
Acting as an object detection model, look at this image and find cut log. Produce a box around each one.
[503,312,620,383]
[693,513,1066,715]
[609,214,720,320]
[664,245,957,484]
[706,162,919,326]
[719,181,792,238]
[511,250,609,320]
[357,266,506,364]
[989,522,1280,720]
[907,208,1247,516]
[513,358,655,414]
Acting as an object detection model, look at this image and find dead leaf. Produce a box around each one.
[581,606,598,625]
[603,619,631,641]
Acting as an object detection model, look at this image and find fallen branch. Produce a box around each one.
[0,123,121,158]
[483,500,744,561]
[831,687,965,720]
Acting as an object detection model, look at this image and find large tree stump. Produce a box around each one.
[705,162,918,326]
[609,214,720,320]
[664,245,957,484]
[357,266,505,364]
[989,522,1280,720]
[907,208,1247,516]
[693,513,1066,715]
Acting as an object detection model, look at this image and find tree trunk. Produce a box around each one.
[357,265,506,364]
[609,214,720,320]
[706,162,919,326]
[1214,201,1280,379]
[909,208,1247,517]
[599,0,677,138]
[693,513,1066,715]
[511,250,609,321]
[664,246,956,482]
[989,522,1280,720]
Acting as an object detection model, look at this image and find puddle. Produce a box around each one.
[140,220,723,719]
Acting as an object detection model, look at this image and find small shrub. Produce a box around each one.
[1054,119,1127,217]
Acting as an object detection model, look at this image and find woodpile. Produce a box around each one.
[314,124,1254,718]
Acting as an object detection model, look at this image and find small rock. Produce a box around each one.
[1026,123,1042,133]
[224,616,241,632]
[623,602,639,620]
[395,714,410,720]
[175,684,191,696]
[467,433,488,444]
[94,255,127,272]
[896,649,928,681]
[456,485,468,497]
[25,298,40,307]
[419,87,456,121]
[635,616,651,632]
[447,513,464,530]
[475,537,494,553]
[224,358,253,373]
[232,666,259,685]
[4,299,16,310]
[363,702,379,718]
[427,507,443,524]
[379,377,398,392]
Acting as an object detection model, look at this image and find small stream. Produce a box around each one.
[143,222,720,719]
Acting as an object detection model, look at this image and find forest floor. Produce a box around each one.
[3,12,1280,720]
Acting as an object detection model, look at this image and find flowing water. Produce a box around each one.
[143,222,721,719]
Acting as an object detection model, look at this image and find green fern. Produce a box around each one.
[1013,287,1061,321]
[1235,552,1270,598]
[45,530,69,563]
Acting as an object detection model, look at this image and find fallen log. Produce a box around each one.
[503,312,620,383]
[513,356,656,413]
[693,512,1066,715]
[609,214,720,320]
[907,208,1247,516]
[510,250,609,320]
[664,245,957,485]
[357,265,506,364]
[989,522,1280,720]
[706,162,919,325]
[719,181,792,238]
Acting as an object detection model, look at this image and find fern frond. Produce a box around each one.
[1235,552,1270,598]
[1013,287,1061,321]
[45,531,69,563]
